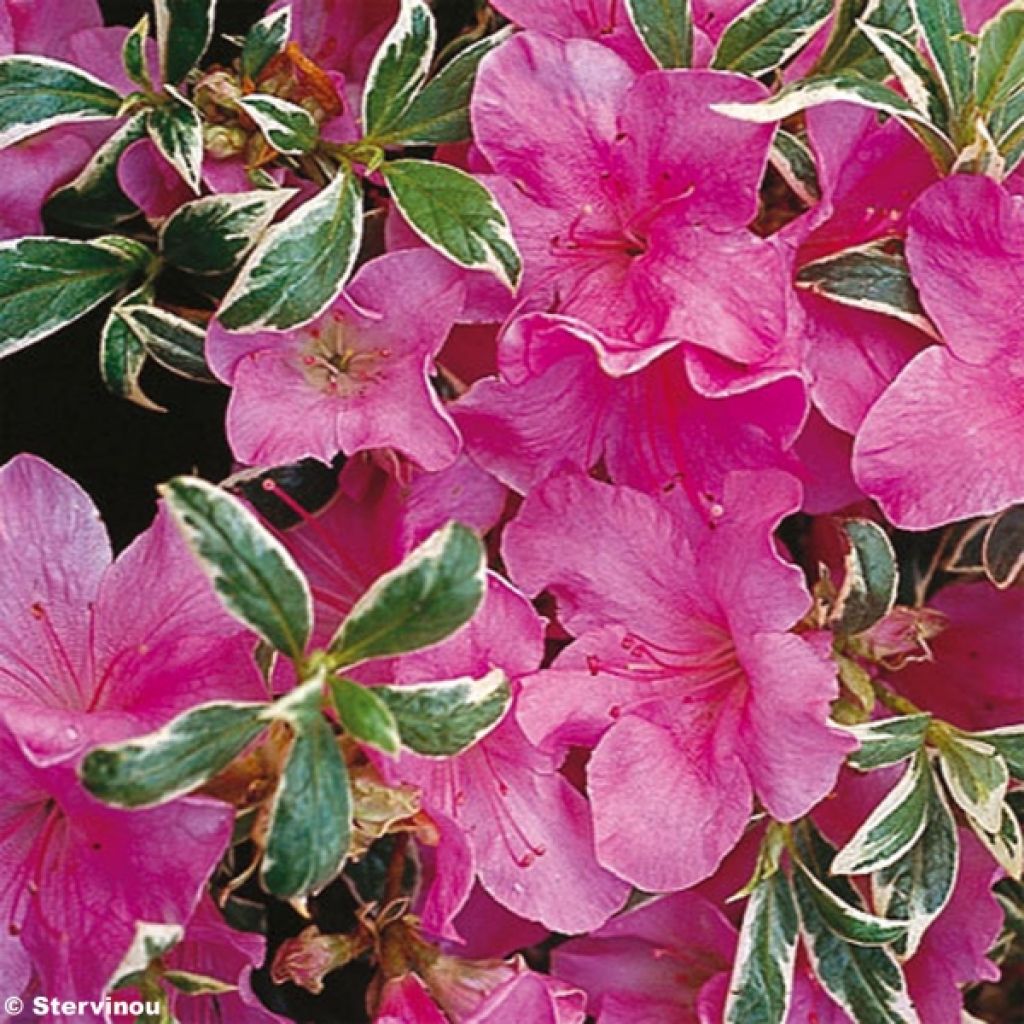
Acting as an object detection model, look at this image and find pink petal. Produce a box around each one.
[464,971,587,1024]
[118,139,193,221]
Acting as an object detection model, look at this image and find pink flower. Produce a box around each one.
[473,33,786,374]
[0,717,232,1018]
[455,314,805,504]
[504,470,852,890]
[207,250,465,470]
[379,575,630,937]
[854,175,1024,527]
[0,454,264,764]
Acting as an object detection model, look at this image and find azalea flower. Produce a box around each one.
[472,32,786,375]
[207,250,465,470]
[854,175,1024,528]
[504,469,852,890]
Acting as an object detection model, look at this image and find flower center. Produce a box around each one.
[298,316,392,397]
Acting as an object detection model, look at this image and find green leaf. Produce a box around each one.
[974,725,1024,780]
[45,113,149,230]
[982,504,1024,589]
[374,668,511,757]
[814,0,915,80]
[160,476,313,660]
[329,677,401,755]
[858,19,949,127]
[625,0,694,69]
[108,922,185,989]
[936,731,1009,833]
[155,0,217,84]
[218,169,363,332]
[831,518,900,636]
[724,869,799,1024]
[163,970,236,996]
[160,189,295,276]
[0,235,150,360]
[114,305,215,383]
[844,713,933,772]
[794,862,919,1023]
[363,0,435,139]
[147,87,203,192]
[795,240,937,338]
[239,94,319,155]
[81,700,270,808]
[911,0,974,118]
[969,800,1024,880]
[793,858,910,946]
[873,778,959,957]
[712,0,832,77]
[0,55,121,147]
[991,88,1024,171]
[376,28,511,145]
[382,159,521,290]
[769,129,820,206]
[241,6,292,82]
[329,521,486,668]
[100,285,163,412]
[262,705,352,899]
[832,751,932,875]
[122,14,152,90]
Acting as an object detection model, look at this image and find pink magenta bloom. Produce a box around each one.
[0,717,232,1016]
[504,470,852,890]
[854,175,1024,528]
[208,250,465,470]
[472,33,786,374]
[455,314,806,503]
[379,576,630,937]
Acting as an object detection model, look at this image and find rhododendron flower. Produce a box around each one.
[0,455,264,762]
[473,33,786,374]
[855,175,1024,527]
[0,717,232,1017]
[504,470,852,890]
[380,576,630,937]
[208,250,465,469]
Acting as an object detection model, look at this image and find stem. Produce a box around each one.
[870,678,924,717]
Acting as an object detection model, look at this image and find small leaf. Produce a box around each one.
[218,168,363,332]
[831,518,900,636]
[982,504,1024,589]
[936,731,1009,833]
[911,0,974,117]
[362,0,435,139]
[796,240,937,338]
[108,922,184,990]
[160,189,295,276]
[239,94,319,155]
[724,869,799,1024]
[625,0,694,69]
[262,704,352,899]
[977,2,1024,113]
[794,861,919,1023]
[844,713,932,772]
[115,305,215,383]
[0,55,121,147]
[769,128,820,206]
[329,677,401,755]
[100,286,164,412]
[969,799,1024,880]
[382,159,521,290]
[374,668,511,757]
[122,14,152,90]
[814,0,916,80]
[155,0,217,84]
[329,522,486,668]
[974,725,1024,780]
[81,701,270,808]
[832,750,932,875]
[160,476,313,660]
[712,0,832,77]
[147,87,204,192]
[163,970,236,996]
[873,778,959,957]
[241,6,292,82]
[858,19,948,126]
[991,88,1024,172]
[45,113,149,230]
[376,28,511,145]
[0,235,150,360]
